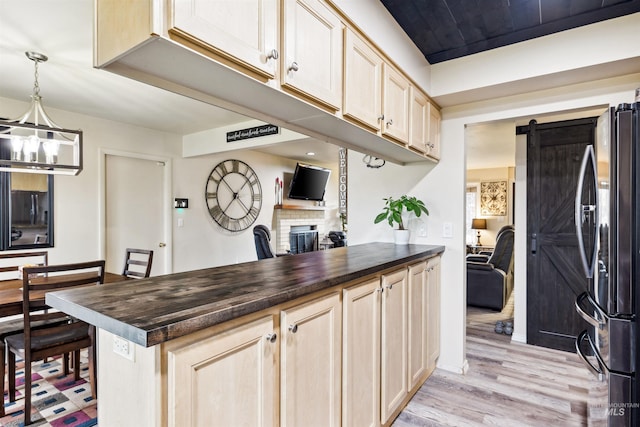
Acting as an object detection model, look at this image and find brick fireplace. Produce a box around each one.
[273,206,326,254]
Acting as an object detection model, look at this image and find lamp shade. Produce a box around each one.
[471,218,487,230]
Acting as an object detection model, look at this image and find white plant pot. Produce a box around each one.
[394,229,411,245]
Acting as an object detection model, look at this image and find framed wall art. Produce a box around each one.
[480,181,507,216]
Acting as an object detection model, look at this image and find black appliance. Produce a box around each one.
[288,163,331,201]
[574,103,639,426]
[328,231,347,247]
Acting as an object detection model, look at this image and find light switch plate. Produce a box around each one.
[442,222,453,238]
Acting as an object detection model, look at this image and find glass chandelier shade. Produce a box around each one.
[0,51,82,175]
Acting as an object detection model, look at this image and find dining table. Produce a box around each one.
[0,272,129,318]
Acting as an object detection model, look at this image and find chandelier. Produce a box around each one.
[0,51,82,175]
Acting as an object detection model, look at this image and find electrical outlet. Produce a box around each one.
[113,335,135,361]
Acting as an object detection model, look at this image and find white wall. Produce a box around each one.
[431,13,640,104]
[451,74,639,350]
[0,96,182,266]
[0,97,340,274]
[466,167,514,246]
[172,150,339,271]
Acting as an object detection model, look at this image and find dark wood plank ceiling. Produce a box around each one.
[380,0,640,64]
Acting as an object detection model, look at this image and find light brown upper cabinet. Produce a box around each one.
[344,29,412,144]
[381,64,410,144]
[282,0,343,110]
[172,0,279,79]
[95,0,438,163]
[427,103,441,160]
[343,29,384,130]
[409,87,429,154]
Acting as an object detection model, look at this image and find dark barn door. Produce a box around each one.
[521,117,597,352]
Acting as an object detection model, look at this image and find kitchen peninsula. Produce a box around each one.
[47,242,444,426]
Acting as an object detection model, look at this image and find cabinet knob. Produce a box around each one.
[378,114,384,122]
[387,283,393,291]
[265,333,277,343]
[377,287,384,293]
[427,143,434,149]
[288,324,298,333]
[266,49,279,60]
[386,119,393,127]
[288,62,299,72]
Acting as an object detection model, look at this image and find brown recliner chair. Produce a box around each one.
[467,225,514,310]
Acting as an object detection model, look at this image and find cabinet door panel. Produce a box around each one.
[426,256,441,370]
[407,261,428,390]
[168,316,277,427]
[343,29,383,130]
[282,0,343,109]
[343,279,381,427]
[382,64,410,143]
[427,103,441,160]
[380,269,408,423]
[409,87,428,153]
[281,293,341,427]
[173,0,278,78]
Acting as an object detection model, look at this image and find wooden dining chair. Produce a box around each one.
[122,248,153,278]
[0,251,48,284]
[4,260,105,425]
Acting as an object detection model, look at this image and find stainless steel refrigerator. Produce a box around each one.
[574,102,639,426]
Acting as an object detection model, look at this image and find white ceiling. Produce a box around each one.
[1,0,590,169]
[0,1,252,134]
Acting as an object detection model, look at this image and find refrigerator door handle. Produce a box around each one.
[575,329,607,381]
[574,144,598,279]
[575,291,608,330]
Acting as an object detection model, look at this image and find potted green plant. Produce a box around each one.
[374,195,429,244]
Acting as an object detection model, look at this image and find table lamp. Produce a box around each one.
[471,218,487,245]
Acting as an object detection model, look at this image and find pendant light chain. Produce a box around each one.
[33,58,41,98]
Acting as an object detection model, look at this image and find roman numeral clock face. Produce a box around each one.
[205,160,262,232]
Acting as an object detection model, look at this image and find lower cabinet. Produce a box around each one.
[165,257,440,427]
[380,269,409,423]
[281,292,342,427]
[342,278,381,427]
[167,316,278,427]
[342,257,441,427]
[407,261,428,390]
[426,256,441,370]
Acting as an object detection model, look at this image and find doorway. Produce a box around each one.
[101,150,172,276]
[464,121,517,340]
[464,108,605,350]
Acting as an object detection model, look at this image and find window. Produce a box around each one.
[0,140,54,250]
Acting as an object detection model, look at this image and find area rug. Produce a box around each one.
[0,352,97,427]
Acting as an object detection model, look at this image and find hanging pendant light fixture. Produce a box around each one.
[0,51,83,175]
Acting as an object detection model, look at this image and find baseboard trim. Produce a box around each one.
[511,332,526,343]
[437,359,469,374]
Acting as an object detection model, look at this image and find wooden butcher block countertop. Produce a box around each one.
[47,243,444,347]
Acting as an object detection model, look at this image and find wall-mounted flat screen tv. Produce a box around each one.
[288,163,331,201]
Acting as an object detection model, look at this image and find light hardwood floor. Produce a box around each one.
[393,297,606,426]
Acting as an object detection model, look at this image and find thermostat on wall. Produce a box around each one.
[174,198,189,209]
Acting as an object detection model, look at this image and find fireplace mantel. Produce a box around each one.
[274,204,325,211]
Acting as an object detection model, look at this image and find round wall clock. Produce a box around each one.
[205,159,262,232]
